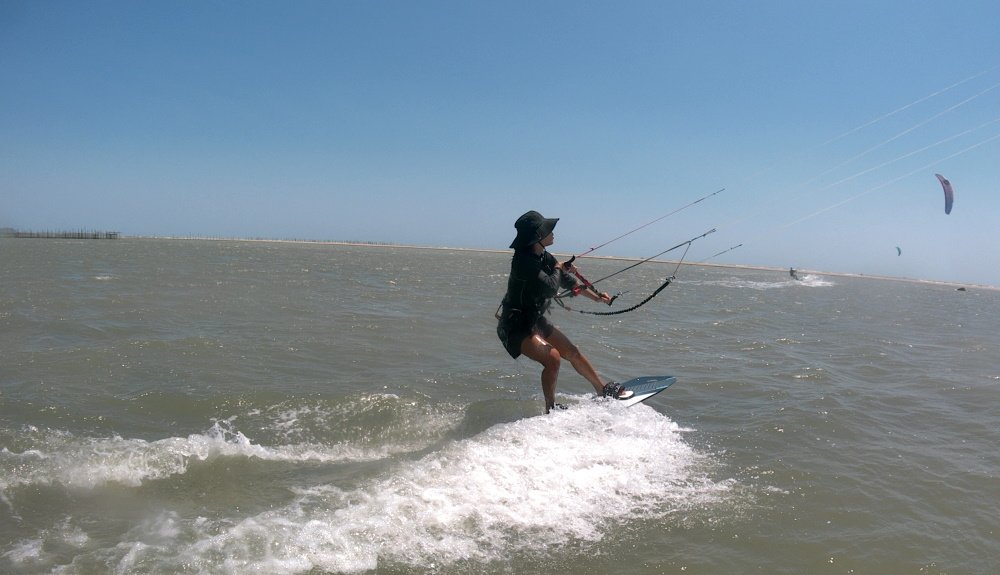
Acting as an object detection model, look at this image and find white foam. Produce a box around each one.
[2,395,462,495]
[701,279,790,290]
[0,420,434,495]
[2,538,45,565]
[798,274,834,287]
[112,402,735,573]
[4,404,738,573]
[2,518,89,569]
[698,275,834,290]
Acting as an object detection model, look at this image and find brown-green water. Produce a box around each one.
[2,239,997,574]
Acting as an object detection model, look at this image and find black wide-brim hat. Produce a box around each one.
[509,210,559,249]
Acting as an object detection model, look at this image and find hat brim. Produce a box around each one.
[509,217,558,249]
[537,218,557,239]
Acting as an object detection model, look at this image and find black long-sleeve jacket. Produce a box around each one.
[496,250,579,357]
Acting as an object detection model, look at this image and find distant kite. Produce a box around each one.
[935,173,954,215]
[896,246,902,256]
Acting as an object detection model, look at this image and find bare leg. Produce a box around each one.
[520,333,562,413]
[543,325,606,394]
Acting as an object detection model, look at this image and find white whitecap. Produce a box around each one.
[124,402,737,573]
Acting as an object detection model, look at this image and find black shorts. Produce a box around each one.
[497,314,554,359]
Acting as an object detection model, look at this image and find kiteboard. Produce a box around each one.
[604,375,676,407]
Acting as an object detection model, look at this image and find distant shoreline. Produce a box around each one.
[112,235,997,291]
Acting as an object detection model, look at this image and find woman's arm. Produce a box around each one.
[558,260,611,304]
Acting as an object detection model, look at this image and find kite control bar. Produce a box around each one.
[555,227,716,315]
[563,255,618,306]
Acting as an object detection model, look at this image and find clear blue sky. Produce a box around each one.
[3,1,998,286]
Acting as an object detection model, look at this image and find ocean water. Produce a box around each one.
[1,238,997,575]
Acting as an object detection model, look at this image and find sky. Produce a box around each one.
[2,1,999,286]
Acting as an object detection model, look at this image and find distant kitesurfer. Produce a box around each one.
[497,210,633,413]
[789,267,800,281]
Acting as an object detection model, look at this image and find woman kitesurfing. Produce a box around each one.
[496,191,723,413]
[496,211,634,414]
